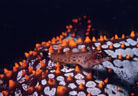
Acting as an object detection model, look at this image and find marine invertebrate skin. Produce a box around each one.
[0,59,128,96]
[0,16,138,96]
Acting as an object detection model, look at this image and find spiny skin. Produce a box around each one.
[49,51,111,69]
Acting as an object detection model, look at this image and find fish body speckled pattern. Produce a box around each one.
[0,16,138,96]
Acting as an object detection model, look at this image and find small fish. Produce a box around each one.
[49,50,111,69]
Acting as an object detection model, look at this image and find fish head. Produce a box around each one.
[80,50,111,69]
[93,50,111,63]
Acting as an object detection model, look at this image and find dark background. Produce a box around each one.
[0,0,138,72]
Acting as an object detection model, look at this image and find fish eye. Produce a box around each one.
[96,53,103,59]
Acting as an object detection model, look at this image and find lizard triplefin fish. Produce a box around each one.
[49,50,111,69]
[0,16,138,96]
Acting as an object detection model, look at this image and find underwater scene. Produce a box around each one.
[0,0,138,96]
[0,16,138,96]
